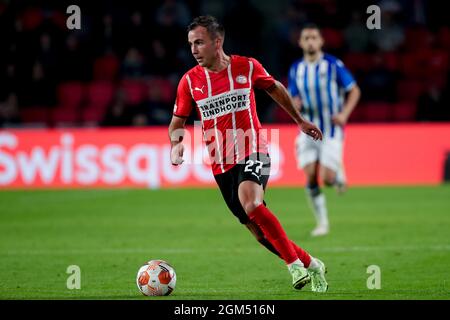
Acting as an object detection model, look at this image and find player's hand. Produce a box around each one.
[332,112,348,127]
[300,121,323,141]
[170,143,184,165]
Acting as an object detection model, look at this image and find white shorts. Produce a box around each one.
[295,133,344,172]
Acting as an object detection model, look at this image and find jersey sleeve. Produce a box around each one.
[173,74,193,118]
[336,59,356,92]
[250,58,276,90]
[288,62,300,97]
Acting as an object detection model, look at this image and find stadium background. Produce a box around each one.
[1,0,449,188]
[1,0,449,127]
[0,0,450,301]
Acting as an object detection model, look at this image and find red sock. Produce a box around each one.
[248,204,298,264]
[290,240,311,268]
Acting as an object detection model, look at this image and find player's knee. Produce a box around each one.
[305,173,318,186]
[242,200,263,215]
[306,177,317,186]
[323,175,336,187]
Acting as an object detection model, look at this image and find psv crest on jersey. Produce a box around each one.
[235,75,247,84]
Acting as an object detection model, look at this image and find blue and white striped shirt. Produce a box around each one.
[288,53,356,139]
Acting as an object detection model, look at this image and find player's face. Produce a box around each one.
[299,28,323,55]
[188,26,218,68]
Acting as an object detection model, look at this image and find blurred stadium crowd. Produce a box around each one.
[0,0,449,128]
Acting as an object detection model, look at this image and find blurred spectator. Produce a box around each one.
[59,34,90,82]
[18,60,56,107]
[371,3,405,52]
[101,13,114,50]
[91,12,122,55]
[2,1,449,126]
[101,90,133,127]
[122,11,148,53]
[407,0,427,26]
[416,82,450,121]
[344,11,370,52]
[223,0,264,56]
[147,39,174,76]
[275,2,308,43]
[0,93,21,127]
[152,5,185,75]
[142,84,172,125]
[93,50,120,81]
[156,0,191,28]
[131,113,148,127]
[277,27,303,77]
[0,63,18,102]
[361,54,396,102]
[199,0,226,20]
[35,32,60,80]
[121,47,146,79]
[379,0,402,13]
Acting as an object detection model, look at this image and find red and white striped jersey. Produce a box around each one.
[174,55,275,176]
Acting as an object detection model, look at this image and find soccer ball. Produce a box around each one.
[136,259,176,296]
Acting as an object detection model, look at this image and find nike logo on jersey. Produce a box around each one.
[194,86,205,94]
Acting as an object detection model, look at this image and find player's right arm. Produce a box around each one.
[332,59,361,126]
[169,116,187,165]
[169,74,194,165]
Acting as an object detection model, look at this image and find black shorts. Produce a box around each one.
[214,153,271,224]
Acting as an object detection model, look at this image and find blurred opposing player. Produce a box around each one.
[169,16,328,292]
[288,24,361,236]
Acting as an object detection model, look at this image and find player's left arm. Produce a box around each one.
[266,80,322,141]
[251,58,322,141]
[332,60,361,126]
[332,85,361,126]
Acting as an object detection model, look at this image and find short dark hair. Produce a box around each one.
[301,23,321,34]
[187,15,225,40]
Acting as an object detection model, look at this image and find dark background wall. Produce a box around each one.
[0,0,449,128]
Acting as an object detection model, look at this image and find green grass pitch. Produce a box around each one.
[0,185,449,300]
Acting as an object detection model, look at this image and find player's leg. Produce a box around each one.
[246,219,313,267]
[304,162,329,236]
[245,220,281,257]
[239,179,327,292]
[213,165,280,257]
[303,163,329,236]
[240,157,313,267]
[296,134,329,236]
[237,152,314,289]
[216,154,327,290]
[238,179,300,266]
[238,179,310,289]
[320,138,346,194]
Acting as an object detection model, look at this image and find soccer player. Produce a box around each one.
[168,15,328,292]
[288,24,361,236]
